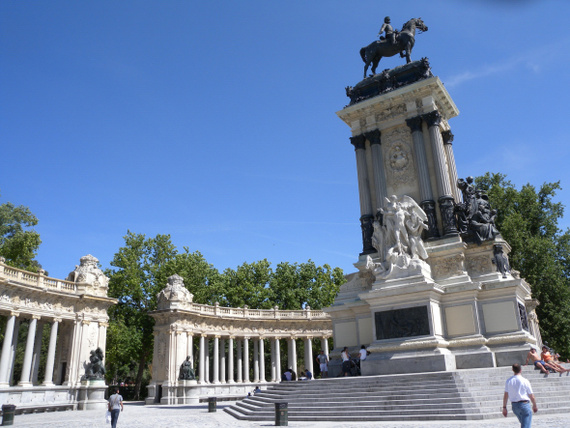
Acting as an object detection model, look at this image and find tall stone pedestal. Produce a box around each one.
[325,61,540,375]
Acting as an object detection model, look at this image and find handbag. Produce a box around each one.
[105,410,111,424]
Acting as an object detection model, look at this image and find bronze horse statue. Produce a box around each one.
[360,18,428,78]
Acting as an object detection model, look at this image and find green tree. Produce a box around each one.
[0,194,42,272]
[476,173,570,357]
[269,261,344,310]
[106,231,178,399]
[220,259,272,308]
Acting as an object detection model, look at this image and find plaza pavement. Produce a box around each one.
[10,402,570,428]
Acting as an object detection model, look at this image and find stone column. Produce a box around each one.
[43,319,60,386]
[212,336,220,384]
[406,116,439,239]
[274,338,281,382]
[365,129,388,212]
[351,134,375,255]
[258,338,266,383]
[31,320,45,385]
[199,335,206,384]
[270,338,276,382]
[219,338,226,383]
[288,337,297,375]
[243,337,250,383]
[19,316,40,386]
[8,318,21,385]
[186,333,194,367]
[0,312,18,386]
[423,110,458,236]
[227,337,234,383]
[304,337,314,374]
[442,130,461,203]
[253,339,259,383]
[236,339,243,383]
[322,337,329,358]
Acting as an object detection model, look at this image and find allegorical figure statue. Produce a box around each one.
[361,17,428,77]
[82,347,106,380]
[378,16,396,45]
[371,195,429,278]
[178,356,195,380]
[493,244,511,278]
[456,177,500,244]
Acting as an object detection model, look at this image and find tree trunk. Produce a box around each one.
[134,351,148,400]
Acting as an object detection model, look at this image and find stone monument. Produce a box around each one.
[324,27,541,375]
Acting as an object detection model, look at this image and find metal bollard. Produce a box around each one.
[275,402,288,426]
[208,396,217,412]
[1,404,16,426]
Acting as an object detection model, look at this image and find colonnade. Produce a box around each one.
[181,334,329,384]
[0,312,61,387]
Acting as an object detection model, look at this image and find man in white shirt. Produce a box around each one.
[502,363,538,428]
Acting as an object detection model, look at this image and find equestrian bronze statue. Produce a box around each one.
[360,18,428,78]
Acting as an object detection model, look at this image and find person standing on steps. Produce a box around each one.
[502,363,537,428]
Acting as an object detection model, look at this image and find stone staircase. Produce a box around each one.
[224,365,570,422]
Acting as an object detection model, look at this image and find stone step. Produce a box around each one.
[225,366,570,422]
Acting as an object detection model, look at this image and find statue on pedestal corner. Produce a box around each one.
[178,356,195,380]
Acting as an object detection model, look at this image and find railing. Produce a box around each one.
[0,261,77,294]
[165,300,328,321]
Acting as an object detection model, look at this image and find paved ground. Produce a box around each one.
[10,402,570,428]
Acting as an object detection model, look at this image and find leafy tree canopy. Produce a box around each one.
[476,173,570,357]
[0,192,42,272]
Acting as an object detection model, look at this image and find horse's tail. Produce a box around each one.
[360,47,366,63]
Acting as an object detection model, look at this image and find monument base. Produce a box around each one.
[77,380,108,411]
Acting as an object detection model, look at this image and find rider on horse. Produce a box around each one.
[378,16,397,45]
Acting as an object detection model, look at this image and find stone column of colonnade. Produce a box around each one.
[442,130,461,203]
[189,334,329,385]
[422,110,459,237]
[0,314,64,388]
[351,134,375,255]
[406,116,440,239]
[365,129,388,215]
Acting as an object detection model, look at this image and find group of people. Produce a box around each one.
[280,367,313,382]
[341,346,370,377]
[524,345,569,375]
[503,345,569,428]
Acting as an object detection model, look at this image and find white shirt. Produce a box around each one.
[504,374,533,402]
[341,351,349,362]
[359,348,367,360]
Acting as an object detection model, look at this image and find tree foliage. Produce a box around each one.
[0,194,42,272]
[476,173,570,357]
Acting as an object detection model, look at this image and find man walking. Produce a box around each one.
[502,363,537,428]
[108,388,124,428]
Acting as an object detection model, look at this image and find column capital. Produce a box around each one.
[186,331,193,337]
[31,315,41,320]
[81,320,90,325]
[422,110,442,128]
[364,129,381,146]
[201,333,208,338]
[10,311,20,317]
[405,116,423,133]
[52,318,62,323]
[442,130,454,145]
[99,322,109,328]
[350,134,366,151]
[243,336,250,340]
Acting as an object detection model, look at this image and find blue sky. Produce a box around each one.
[2,0,569,280]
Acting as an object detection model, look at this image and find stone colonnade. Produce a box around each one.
[147,275,332,405]
[0,256,116,411]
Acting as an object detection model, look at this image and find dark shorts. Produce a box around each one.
[534,360,546,368]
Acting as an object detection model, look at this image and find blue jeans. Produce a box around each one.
[512,401,532,428]
[110,409,121,428]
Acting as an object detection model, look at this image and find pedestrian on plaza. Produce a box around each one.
[108,388,124,428]
[316,350,329,378]
[341,347,351,376]
[502,363,537,428]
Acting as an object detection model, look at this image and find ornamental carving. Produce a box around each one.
[466,255,494,277]
[383,128,414,187]
[375,104,406,122]
[157,274,194,309]
[66,254,109,297]
[430,254,465,280]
